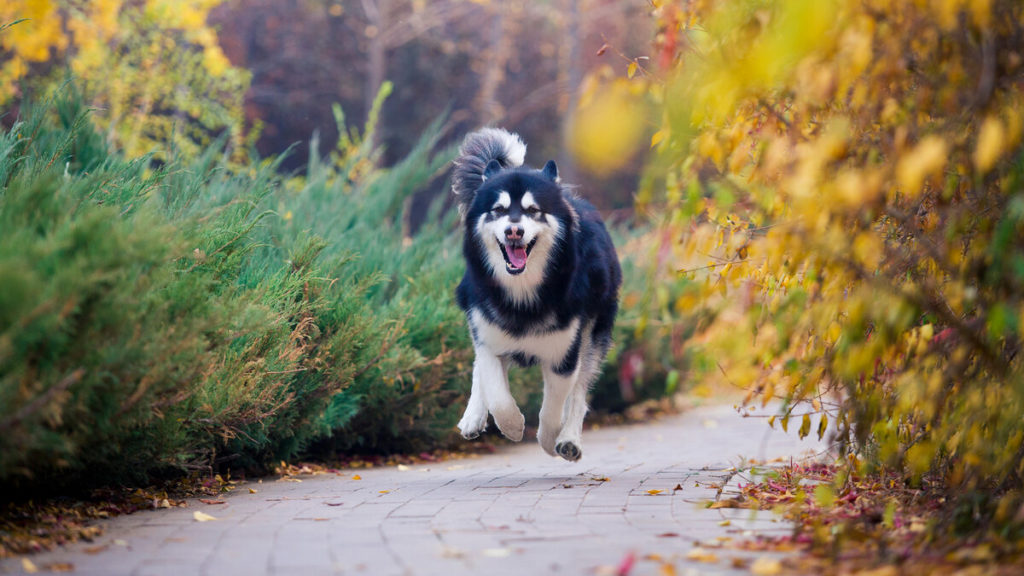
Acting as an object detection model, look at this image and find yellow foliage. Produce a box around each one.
[896,136,948,197]
[569,80,648,176]
[644,0,1024,523]
[1,0,249,159]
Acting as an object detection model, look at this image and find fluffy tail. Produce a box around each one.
[452,128,526,216]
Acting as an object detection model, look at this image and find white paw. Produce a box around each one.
[457,406,488,439]
[491,403,525,442]
[537,422,560,456]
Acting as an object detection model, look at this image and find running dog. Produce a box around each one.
[451,127,621,461]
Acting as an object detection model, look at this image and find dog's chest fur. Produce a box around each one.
[469,308,579,366]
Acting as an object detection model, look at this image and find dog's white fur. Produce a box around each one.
[472,196,562,307]
[457,308,601,458]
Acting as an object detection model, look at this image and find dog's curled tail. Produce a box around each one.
[452,127,526,216]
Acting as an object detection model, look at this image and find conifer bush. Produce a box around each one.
[0,92,461,491]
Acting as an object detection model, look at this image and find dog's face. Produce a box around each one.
[467,160,572,297]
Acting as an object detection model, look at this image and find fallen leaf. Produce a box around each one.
[352,475,362,480]
[378,490,390,494]
[325,502,344,507]
[718,520,732,527]
[673,484,683,491]
[592,476,610,482]
[44,563,74,573]
[656,532,680,538]
[616,551,636,576]
[83,544,110,554]
[193,511,217,522]
[659,562,677,576]
[646,489,664,495]
[397,464,410,471]
[249,488,258,494]
[750,556,782,576]
[708,498,746,509]
[199,499,226,505]
[22,558,38,574]
[686,547,719,563]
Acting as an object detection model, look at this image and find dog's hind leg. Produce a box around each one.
[538,365,576,456]
[474,346,524,441]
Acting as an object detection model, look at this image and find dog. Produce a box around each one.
[451,127,622,461]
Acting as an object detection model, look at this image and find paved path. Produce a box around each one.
[3,403,829,576]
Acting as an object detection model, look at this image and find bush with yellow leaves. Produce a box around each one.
[645,0,1024,533]
[1,0,249,159]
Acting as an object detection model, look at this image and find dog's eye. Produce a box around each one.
[493,206,508,214]
[525,206,540,215]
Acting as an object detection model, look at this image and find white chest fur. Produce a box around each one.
[469,309,580,365]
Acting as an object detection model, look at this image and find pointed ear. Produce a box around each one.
[542,160,559,182]
[482,159,503,181]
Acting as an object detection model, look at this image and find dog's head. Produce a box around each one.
[466,159,575,296]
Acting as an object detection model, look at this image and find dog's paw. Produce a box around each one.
[555,441,582,462]
[491,405,525,442]
[457,408,488,440]
[537,423,559,456]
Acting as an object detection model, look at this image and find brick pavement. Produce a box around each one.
[2,402,830,576]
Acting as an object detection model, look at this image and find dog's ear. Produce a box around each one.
[482,159,503,181]
[542,160,559,182]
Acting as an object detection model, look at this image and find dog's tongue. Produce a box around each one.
[508,245,528,269]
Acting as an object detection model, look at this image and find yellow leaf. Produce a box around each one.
[974,116,1005,174]
[627,61,639,79]
[352,475,362,480]
[22,558,38,574]
[817,413,829,440]
[686,547,719,563]
[651,129,665,148]
[750,556,782,576]
[896,136,948,197]
[193,511,217,522]
[647,489,664,495]
[798,413,811,439]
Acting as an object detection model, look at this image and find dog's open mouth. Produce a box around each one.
[498,239,537,275]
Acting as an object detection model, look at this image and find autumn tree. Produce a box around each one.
[1,0,249,159]
[640,0,1024,532]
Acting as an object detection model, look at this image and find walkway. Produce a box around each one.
[3,403,829,575]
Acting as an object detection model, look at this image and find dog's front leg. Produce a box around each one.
[474,345,524,441]
[457,361,489,439]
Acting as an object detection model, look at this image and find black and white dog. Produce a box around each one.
[452,128,622,461]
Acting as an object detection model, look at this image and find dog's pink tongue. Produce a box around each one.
[509,246,528,269]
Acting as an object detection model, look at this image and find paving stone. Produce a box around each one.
[1,403,830,576]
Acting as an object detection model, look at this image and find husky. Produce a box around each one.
[451,127,622,461]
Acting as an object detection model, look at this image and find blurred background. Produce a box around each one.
[212,0,651,210]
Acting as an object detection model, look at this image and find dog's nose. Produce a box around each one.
[504,225,523,241]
